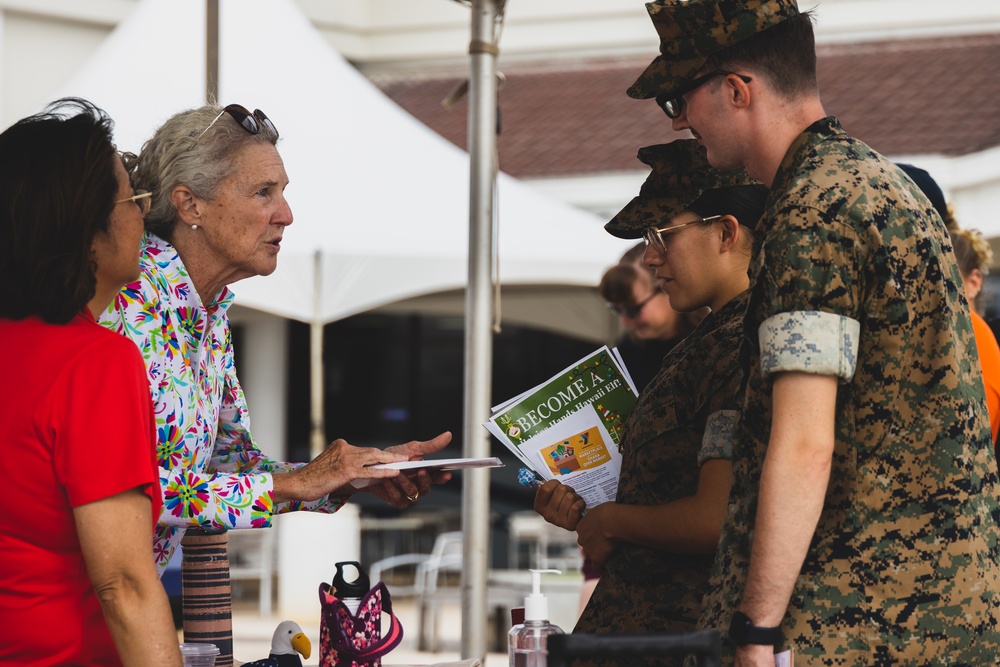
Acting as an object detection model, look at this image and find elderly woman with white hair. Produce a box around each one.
[100,104,451,573]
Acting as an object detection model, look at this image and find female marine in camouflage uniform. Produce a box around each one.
[534,139,765,663]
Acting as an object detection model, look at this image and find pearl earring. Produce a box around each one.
[191,224,198,230]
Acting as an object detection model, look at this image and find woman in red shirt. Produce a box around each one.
[0,99,181,666]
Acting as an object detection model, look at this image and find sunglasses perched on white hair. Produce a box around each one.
[191,104,278,147]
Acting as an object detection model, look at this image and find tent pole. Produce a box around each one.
[462,0,498,662]
[310,250,325,459]
[206,0,218,104]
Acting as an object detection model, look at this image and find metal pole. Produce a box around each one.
[462,0,498,661]
[310,250,326,459]
[206,0,219,104]
[181,6,230,664]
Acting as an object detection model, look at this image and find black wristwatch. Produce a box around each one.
[728,610,782,646]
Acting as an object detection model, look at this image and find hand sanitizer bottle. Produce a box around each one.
[509,569,565,667]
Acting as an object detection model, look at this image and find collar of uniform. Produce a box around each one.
[770,116,845,198]
[145,232,236,317]
[755,116,845,239]
[668,289,750,362]
[694,288,750,338]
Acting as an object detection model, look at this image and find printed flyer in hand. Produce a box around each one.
[484,346,637,507]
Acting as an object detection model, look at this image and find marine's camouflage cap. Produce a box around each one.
[605,139,757,239]
[628,0,800,100]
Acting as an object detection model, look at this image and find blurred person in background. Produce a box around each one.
[600,243,705,393]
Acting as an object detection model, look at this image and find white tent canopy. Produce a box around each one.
[56,0,632,341]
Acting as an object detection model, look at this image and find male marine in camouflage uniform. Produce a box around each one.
[628,1,1000,665]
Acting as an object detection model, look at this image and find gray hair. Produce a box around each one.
[128,105,279,240]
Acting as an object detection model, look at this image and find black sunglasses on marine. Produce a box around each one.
[655,71,752,119]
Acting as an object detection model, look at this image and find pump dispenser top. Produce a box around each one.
[524,568,559,621]
[509,569,564,666]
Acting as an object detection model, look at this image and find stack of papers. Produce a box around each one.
[351,457,504,488]
[484,346,636,507]
[369,457,503,472]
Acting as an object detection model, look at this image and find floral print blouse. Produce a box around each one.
[100,233,343,573]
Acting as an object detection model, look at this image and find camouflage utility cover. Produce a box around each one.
[700,117,1000,664]
[575,293,747,667]
[629,0,800,99]
[605,139,757,239]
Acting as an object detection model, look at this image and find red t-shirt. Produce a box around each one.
[0,312,160,666]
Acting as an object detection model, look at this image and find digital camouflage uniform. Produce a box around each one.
[574,292,746,667]
[626,1,1000,663]
[698,117,1000,665]
[579,139,763,667]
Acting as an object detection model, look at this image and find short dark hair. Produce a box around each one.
[689,184,769,231]
[704,11,818,99]
[0,98,118,324]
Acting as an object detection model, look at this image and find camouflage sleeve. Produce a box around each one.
[698,409,738,466]
[755,198,864,381]
[758,310,861,382]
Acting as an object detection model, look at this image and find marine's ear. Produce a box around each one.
[726,73,752,110]
[717,214,742,252]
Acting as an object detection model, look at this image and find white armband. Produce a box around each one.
[698,409,738,466]
[759,311,860,382]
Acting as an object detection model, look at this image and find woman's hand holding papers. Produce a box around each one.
[358,431,454,509]
[533,480,587,531]
[533,482,622,574]
[575,502,621,572]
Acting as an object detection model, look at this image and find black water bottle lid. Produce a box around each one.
[332,561,370,599]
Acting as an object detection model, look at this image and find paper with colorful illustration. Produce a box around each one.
[516,405,621,507]
[483,345,635,501]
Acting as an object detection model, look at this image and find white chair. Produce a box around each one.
[371,531,463,651]
[371,531,521,652]
[227,527,276,617]
[507,510,581,571]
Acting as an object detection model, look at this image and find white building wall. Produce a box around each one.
[297,0,1000,69]
[0,1,995,232]
[3,0,994,234]
[6,0,999,104]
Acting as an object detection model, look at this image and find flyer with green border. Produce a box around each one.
[484,346,636,474]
